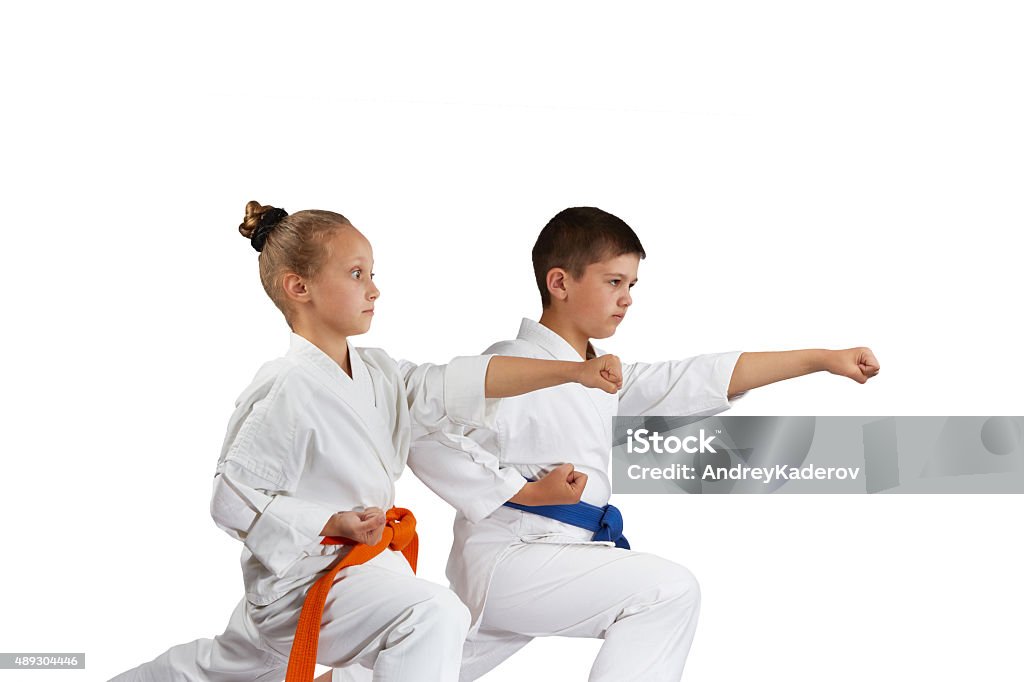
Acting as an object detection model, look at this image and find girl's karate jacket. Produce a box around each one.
[211,333,495,606]
[408,318,742,628]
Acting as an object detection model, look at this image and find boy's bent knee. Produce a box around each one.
[630,555,701,610]
[664,564,700,609]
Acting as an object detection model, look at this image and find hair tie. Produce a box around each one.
[251,207,289,252]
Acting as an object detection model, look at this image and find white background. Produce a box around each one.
[1,2,1021,680]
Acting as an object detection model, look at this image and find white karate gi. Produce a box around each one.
[407,319,743,682]
[113,333,496,682]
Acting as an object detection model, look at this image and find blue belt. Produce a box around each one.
[502,498,630,550]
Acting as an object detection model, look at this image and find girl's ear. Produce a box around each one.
[281,273,310,304]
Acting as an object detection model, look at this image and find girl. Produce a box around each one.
[112,202,621,682]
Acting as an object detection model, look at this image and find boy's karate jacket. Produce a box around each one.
[210,333,496,605]
[408,318,742,628]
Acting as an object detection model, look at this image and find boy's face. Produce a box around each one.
[562,252,641,340]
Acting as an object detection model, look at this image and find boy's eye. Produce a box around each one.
[609,279,621,286]
[369,272,375,280]
[351,269,362,280]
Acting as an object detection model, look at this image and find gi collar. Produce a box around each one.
[516,318,599,361]
[287,332,371,390]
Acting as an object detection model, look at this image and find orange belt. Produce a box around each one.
[285,507,419,682]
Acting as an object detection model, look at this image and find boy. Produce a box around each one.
[406,206,880,681]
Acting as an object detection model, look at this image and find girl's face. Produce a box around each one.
[305,226,380,338]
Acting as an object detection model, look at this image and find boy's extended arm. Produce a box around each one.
[618,352,742,417]
[727,347,880,397]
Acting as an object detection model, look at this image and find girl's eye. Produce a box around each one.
[610,279,621,286]
[351,269,362,280]
[369,272,375,280]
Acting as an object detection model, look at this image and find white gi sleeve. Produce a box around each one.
[618,351,744,417]
[397,355,500,432]
[209,374,337,577]
[210,466,337,578]
[408,425,527,524]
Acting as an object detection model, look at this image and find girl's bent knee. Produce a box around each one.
[419,589,471,636]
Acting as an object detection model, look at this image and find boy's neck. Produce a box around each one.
[538,309,594,360]
[292,322,352,377]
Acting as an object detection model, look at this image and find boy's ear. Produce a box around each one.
[281,272,310,304]
[546,267,569,302]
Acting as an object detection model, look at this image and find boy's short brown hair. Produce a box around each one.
[532,207,646,307]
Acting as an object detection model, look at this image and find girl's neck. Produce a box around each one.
[293,323,351,378]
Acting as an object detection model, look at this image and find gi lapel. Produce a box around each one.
[287,334,397,478]
[516,319,615,426]
[348,347,402,480]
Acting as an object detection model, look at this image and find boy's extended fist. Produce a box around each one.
[829,347,880,384]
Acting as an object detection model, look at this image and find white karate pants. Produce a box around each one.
[461,544,700,682]
[111,550,470,682]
